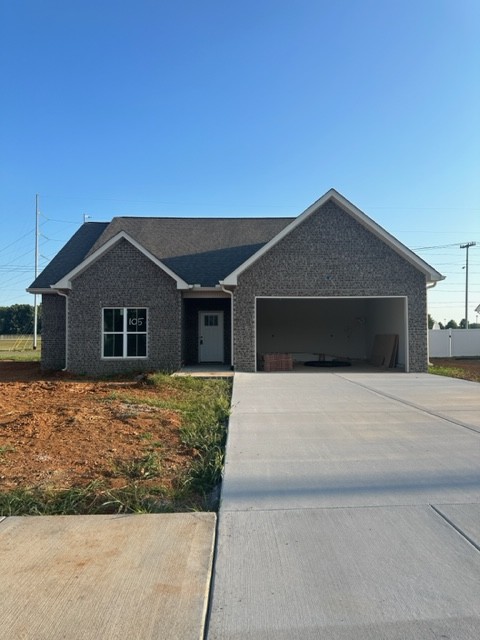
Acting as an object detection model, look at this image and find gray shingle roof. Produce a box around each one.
[29,217,294,289]
[28,222,109,290]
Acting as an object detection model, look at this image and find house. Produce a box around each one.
[28,189,444,374]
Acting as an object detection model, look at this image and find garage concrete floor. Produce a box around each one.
[207,372,480,639]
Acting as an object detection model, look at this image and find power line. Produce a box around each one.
[41,215,83,225]
[0,228,35,254]
[413,242,469,250]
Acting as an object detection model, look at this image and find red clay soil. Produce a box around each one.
[0,362,191,493]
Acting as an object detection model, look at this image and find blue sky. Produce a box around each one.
[1,0,479,324]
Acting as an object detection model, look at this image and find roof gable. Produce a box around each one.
[221,189,444,285]
[53,231,190,290]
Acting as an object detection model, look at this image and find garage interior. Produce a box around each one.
[256,297,407,371]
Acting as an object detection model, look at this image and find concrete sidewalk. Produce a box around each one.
[0,513,215,640]
[207,372,480,639]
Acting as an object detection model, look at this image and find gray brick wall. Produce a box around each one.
[233,200,428,372]
[41,293,66,370]
[67,239,182,375]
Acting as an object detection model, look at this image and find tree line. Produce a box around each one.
[428,314,480,330]
[0,304,42,335]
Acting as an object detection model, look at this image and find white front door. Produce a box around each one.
[199,311,224,362]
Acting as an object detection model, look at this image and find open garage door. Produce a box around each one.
[255,297,408,371]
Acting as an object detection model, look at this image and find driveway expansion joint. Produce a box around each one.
[221,503,442,514]
[430,504,480,553]
[337,374,480,435]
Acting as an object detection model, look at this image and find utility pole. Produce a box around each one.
[460,241,476,329]
[33,194,40,349]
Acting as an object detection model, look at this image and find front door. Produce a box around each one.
[199,311,224,362]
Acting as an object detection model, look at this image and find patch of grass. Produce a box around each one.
[183,445,225,492]
[110,452,162,479]
[429,364,480,383]
[107,373,231,496]
[140,373,231,493]
[0,350,41,362]
[0,445,15,457]
[0,481,182,516]
[138,432,163,449]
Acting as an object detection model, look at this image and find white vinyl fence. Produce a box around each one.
[429,329,480,358]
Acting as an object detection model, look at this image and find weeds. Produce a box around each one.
[0,445,15,457]
[429,364,480,383]
[143,373,231,493]
[110,452,162,479]
[0,481,181,516]
[111,373,231,494]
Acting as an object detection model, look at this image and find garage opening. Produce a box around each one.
[255,297,408,372]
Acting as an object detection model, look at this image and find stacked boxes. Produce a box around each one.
[262,353,293,372]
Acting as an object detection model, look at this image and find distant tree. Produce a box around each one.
[445,319,458,330]
[0,304,41,335]
[459,318,480,329]
[0,307,9,334]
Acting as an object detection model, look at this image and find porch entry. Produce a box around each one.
[198,311,224,362]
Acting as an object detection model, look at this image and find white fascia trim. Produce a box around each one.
[52,231,190,290]
[222,188,445,286]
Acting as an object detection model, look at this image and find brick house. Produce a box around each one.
[28,189,443,375]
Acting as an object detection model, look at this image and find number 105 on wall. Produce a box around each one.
[128,317,145,327]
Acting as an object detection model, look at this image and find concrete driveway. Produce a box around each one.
[207,372,480,639]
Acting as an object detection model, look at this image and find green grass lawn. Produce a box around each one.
[0,349,41,362]
[428,363,480,383]
[0,335,41,361]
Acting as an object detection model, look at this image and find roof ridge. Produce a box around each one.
[110,216,295,221]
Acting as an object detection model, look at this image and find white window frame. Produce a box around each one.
[102,307,148,359]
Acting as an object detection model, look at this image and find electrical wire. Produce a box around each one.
[0,229,35,254]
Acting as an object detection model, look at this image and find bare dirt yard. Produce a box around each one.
[0,362,230,513]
